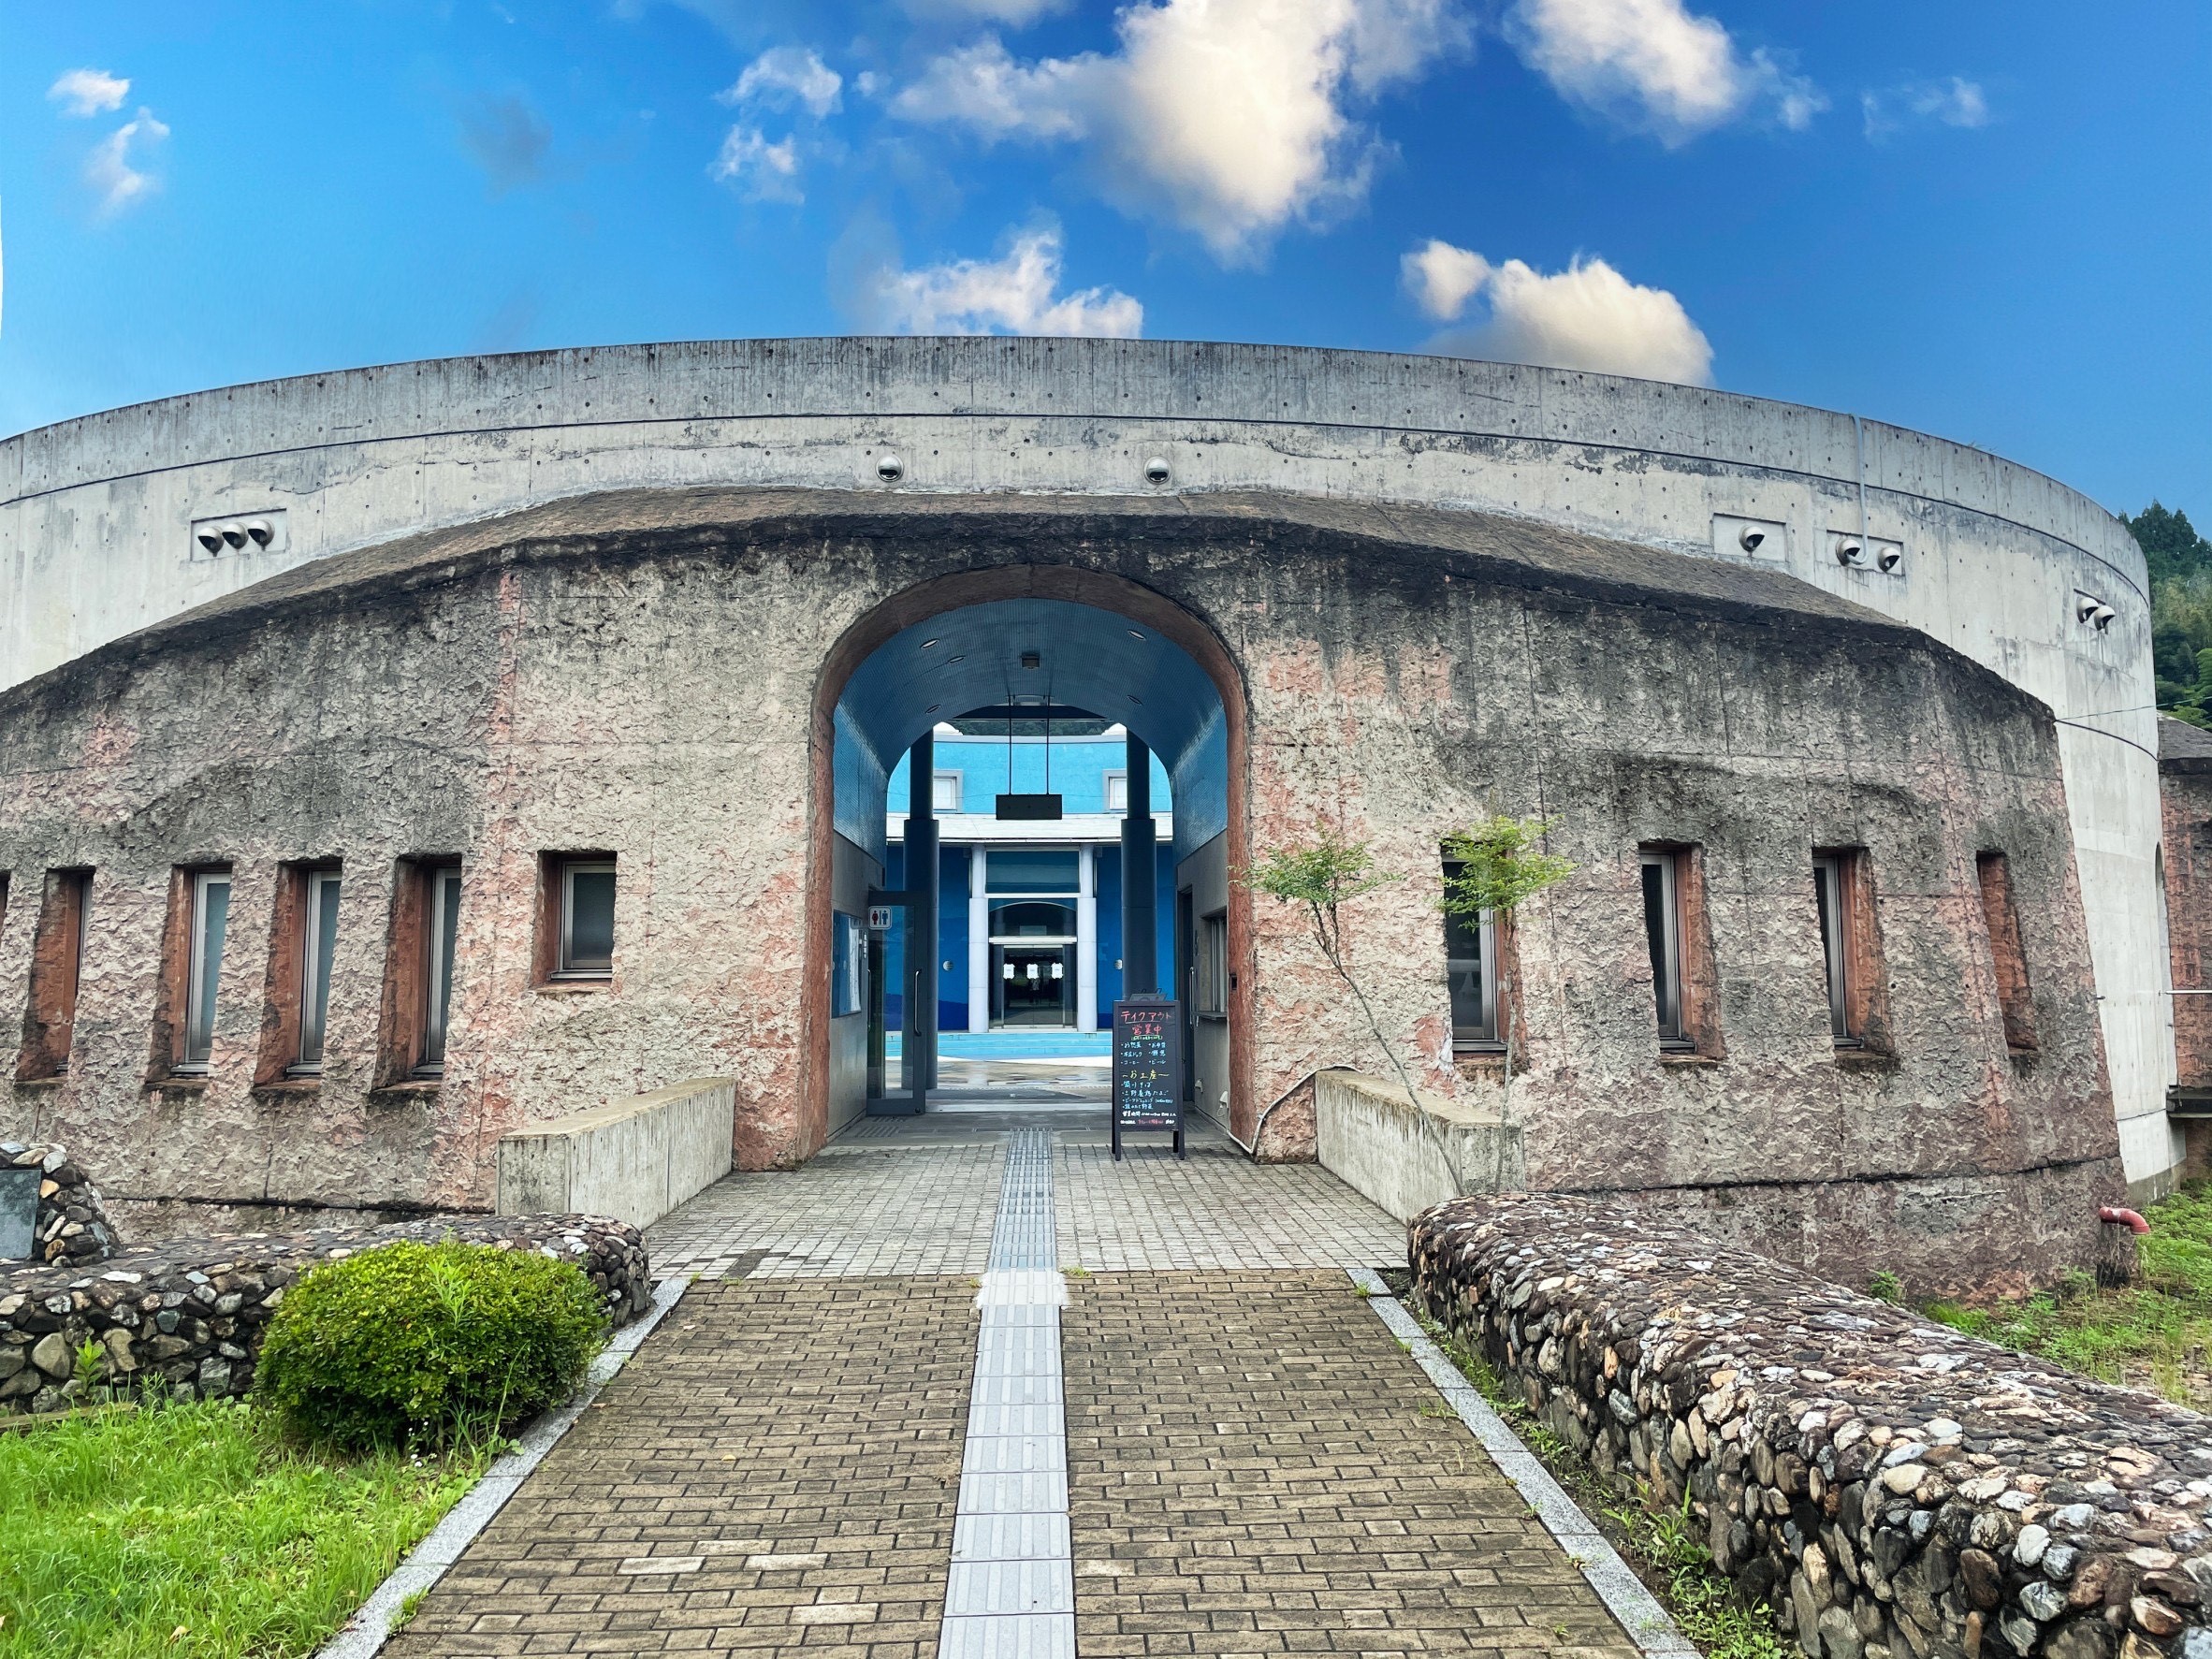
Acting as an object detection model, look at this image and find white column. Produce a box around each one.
[968,847,991,1033]
[1076,844,1099,1033]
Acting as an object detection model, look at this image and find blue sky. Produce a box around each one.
[1,1,2204,517]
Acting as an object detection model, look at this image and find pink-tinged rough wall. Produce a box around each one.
[0,488,2123,1293]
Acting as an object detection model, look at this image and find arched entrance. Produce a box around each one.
[801,568,1254,1157]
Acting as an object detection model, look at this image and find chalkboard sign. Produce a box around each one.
[1111,995,1186,1160]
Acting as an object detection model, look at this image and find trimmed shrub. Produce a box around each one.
[255,1238,606,1449]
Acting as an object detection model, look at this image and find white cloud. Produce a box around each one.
[1861,76,1989,139]
[84,109,169,215]
[1413,242,1713,385]
[711,125,803,201]
[891,0,1468,263]
[48,68,130,117]
[1401,239,1491,322]
[901,0,1068,25]
[863,225,1142,337]
[1505,0,1821,145]
[724,47,843,118]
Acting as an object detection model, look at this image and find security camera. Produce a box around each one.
[194,525,226,554]
[1834,537,1865,565]
[1876,547,1902,574]
[1144,457,1171,486]
[876,453,903,482]
[218,521,248,548]
[1738,526,1766,553]
[243,518,274,547]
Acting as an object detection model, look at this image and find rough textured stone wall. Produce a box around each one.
[2160,719,2212,1091]
[1413,1196,2210,1659]
[4,1141,117,1265]
[0,488,2121,1290]
[0,1213,648,1415]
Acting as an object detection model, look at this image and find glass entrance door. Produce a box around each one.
[866,890,927,1114]
[992,942,1075,1026]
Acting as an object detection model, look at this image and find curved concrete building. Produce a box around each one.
[0,339,2164,1289]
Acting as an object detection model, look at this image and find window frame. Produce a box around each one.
[1442,867,1501,1051]
[555,858,618,980]
[831,910,865,1017]
[288,866,343,1077]
[1198,909,1229,1017]
[18,867,91,1081]
[416,864,463,1076]
[1640,849,1689,1049]
[1103,770,1128,813]
[931,770,963,814]
[1812,853,1854,1045]
[1975,850,2037,1054]
[179,868,232,1074]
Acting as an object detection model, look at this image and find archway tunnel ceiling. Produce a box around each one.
[836,599,1226,781]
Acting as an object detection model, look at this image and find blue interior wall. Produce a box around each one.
[887,739,1171,814]
[1087,844,1177,1024]
[939,843,969,1031]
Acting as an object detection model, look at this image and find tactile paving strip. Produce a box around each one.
[939,1128,1076,1659]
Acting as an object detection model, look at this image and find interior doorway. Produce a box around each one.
[993,943,1075,1026]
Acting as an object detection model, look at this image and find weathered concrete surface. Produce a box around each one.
[496,1077,735,1230]
[0,490,2125,1291]
[1313,1067,1525,1222]
[0,339,2169,1197]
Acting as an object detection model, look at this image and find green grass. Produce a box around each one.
[1921,1180,2212,1409]
[0,1397,488,1658]
[1417,1313,1788,1659]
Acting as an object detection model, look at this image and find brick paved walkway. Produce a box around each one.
[1065,1273,1637,1658]
[387,1114,1650,1658]
[386,1279,977,1657]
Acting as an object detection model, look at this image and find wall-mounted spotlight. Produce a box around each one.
[194,525,226,554]
[1144,457,1171,486]
[1876,546,1903,574]
[188,507,287,560]
[243,518,274,547]
[1833,535,1866,566]
[876,453,904,482]
[2075,593,2117,632]
[1738,526,1766,553]
[219,521,248,549]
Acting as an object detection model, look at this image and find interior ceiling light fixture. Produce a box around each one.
[947,654,965,664]
[921,638,939,648]
[1127,629,1144,640]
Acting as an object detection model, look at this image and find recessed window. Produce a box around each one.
[19,868,91,1081]
[1976,851,2036,1053]
[932,770,963,813]
[292,868,342,1075]
[1104,771,1128,813]
[1812,850,1890,1050]
[552,858,616,980]
[419,865,463,1075]
[1198,910,1229,1016]
[1442,865,1499,1049]
[1640,850,1688,1049]
[181,869,232,1074]
[832,911,864,1017]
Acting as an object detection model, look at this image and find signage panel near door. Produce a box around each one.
[1111,994,1186,1160]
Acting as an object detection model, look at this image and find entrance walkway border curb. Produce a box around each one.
[313,1274,691,1659]
[1346,1267,1696,1658]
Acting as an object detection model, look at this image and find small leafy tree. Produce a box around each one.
[1440,815,1576,1101]
[1243,823,1418,1100]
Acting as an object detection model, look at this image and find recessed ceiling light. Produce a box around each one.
[1127,629,1143,640]
[925,704,939,713]
[947,654,965,663]
[1128,693,1142,704]
[921,638,939,648]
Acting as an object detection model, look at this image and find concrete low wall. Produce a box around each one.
[1314,1069,1525,1223]
[496,1078,735,1230]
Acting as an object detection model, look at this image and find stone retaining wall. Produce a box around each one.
[1411,1195,2212,1658]
[0,1213,650,1417]
[4,1142,118,1266]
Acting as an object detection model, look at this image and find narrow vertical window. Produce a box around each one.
[1976,851,2037,1053]
[1104,772,1128,813]
[1443,862,1500,1048]
[181,869,232,1073]
[19,868,91,1080]
[291,868,342,1075]
[932,771,963,813]
[419,865,462,1075]
[1199,910,1228,1014]
[832,910,863,1016]
[1640,849,1687,1048]
[552,857,616,979]
[1812,853,1853,1043]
